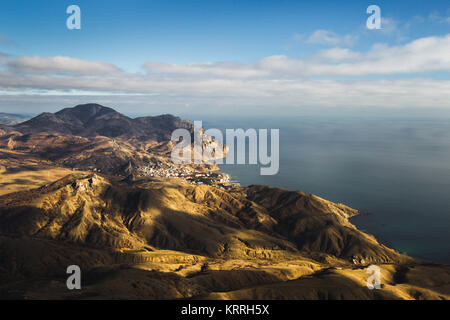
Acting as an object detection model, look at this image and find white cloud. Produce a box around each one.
[306,30,357,46]
[380,17,399,34]
[144,61,269,78]
[1,78,449,110]
[1,34,450,109]
[429,12,450,24]
[7,56,122,75]
[315,48,362,61]
[262,34,450,77]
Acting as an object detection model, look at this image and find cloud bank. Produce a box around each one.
[1,34,450,111]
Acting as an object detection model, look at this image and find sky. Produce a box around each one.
[0,0,450,116]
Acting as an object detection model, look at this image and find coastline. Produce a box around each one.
[219,164,450,265]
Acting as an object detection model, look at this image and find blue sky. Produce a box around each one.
[2,0,449,69]
[0,0,449,115]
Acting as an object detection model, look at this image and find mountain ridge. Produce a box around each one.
[0,172,448,300]
[15,103,193,141]
[1,103,220,177]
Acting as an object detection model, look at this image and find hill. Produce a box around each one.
[0,173,448,300]
[15,103,193,141]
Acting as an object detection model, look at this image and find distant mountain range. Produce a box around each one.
[0,112,31,125]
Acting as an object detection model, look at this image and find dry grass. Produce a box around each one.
[0,170,448,300]
[0,165,74,196]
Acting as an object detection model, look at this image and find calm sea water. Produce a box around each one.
[197,112,450,264]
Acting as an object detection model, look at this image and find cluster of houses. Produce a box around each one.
[136,162,234,188]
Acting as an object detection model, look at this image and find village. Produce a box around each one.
[136,161,238,189]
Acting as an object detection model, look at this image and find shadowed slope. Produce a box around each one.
[0,174,409,264]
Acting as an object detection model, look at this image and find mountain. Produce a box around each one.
[0,112,30,125]
[1,104,220,176]
[0,173,405,263]
[0,173,448,300]
[15,103,193,141]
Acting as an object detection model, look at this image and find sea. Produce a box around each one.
[186,109,450,264]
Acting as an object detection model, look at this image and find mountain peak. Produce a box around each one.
[14,103,192,141]
[55,103,120,122]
